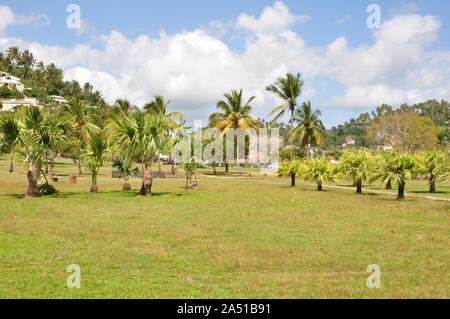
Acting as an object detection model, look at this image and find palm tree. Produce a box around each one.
[109,111,168,196]
[18,50,36,79]
[113,98,139,114]
[64,98,100,174]
[0,107,66,197]
[0,114,20,173]
[301,158,339,191]
[83,133,108,193]
[339,150,374,194]
[266,73,304,160]
[373,153,422,200]
[292,102,326,156]
[278,159,302,187]
[112,156,139,191]
[209,89,259,175]
[6,47,19,73]
[144,95,183,129]
[421,150,449,193]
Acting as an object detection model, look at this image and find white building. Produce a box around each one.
[49,95,68,105]
[0,98,41,111]
[0,72,25,92]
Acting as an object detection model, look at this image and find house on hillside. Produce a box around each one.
[0,72,25,92]
[0,98,41,111]
[342,135,356,148]
[49,95,68,106]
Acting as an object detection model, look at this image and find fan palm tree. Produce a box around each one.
[109,111,168,196]
[339,150,374,194]
[64,98,100,174]
[292,101,326,156]
[421,150,449,193]
[278,159,302,187]
[112,156,139,191]
[266,73,304,160]
[83,133,109,193]
[209,89,259,175]
[373,153,422,200]
[301,158,339,191]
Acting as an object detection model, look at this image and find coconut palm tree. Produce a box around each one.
[64,98,100,174]
[144,95,183,129]
[0,107,67,197]
[278,159,302,187]
[292,102,326,156]
[109,110,168,196]
[113,98,139,114]
[112,156,139,191]
[421,150,449,193]
[6,47,19,73]
[83,133,109,193]
[339,150,374,194]
[209,89,259,175]
[18,50,36,79]
[266,73,304,160]
[301,158,339,191]
[373,153,422,200]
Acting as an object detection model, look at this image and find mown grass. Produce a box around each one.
[0,157,449,298]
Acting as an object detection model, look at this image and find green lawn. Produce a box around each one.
[0,158,449,298]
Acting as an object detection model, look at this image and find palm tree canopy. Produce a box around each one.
[292,101,326,148]
[144,95,183,129]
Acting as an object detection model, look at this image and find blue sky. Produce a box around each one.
[1,0,450,127]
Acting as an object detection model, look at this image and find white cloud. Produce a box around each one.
[1,2,449,122]
[0,6,15,34]
[0,5,50,34]
[336,15,351,25]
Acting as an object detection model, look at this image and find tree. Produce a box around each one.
[0,107,66,197]
[6,47,19,73]
[109,111,168,196]
[373,153,422,200]
[266,73,304,160]
[301,158,338,191]
[144,95,183,129]
[18,50,36,79]
[113,98,139,114]
[0,114,20,173]
[339,150,374,194]
[209,89,259,175]
[112,157,139,191]
[83,133,109,193]
[292,101,326,156]
[64,98,100,174]
[421,150,449,193]
[278,159,302,187]
[367,112,438,152]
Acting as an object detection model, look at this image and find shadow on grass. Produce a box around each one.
[409,190,449,195]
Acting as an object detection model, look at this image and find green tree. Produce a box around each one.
[278,159,302,187]
[421,150,449,193]
[292,101,326,156]
[266,73,304,160]
[339,150,374,194]
[112,156,139,191]
[301,158,339,191]
[83,133,109,193]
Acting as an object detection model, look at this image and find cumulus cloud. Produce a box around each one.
[0,6,15,34]
[0,5,50,34]
[0,2,449,122]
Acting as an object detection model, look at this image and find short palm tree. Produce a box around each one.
[112,156,139,191]
[301,158,339,191]
[292,102,326,156]
[266,73,304,160]
[373,153,422,200]
[0,114,20,173]
[109,111,168,196]
[83,133,108,193]
[278,159,302,187]
[209,89,259,175]
[421,150,449,193]
[339,150,374,194]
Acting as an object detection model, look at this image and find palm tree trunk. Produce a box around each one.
[90,173,98,193]
[78,148,83,175]
[212,164,217,175]
[171,163,175,176]
[291,173,296,187]
[45,152,49,174]
[158,157,162,172]
[290,107,294,160]
[138,163,153,196]
[397,181,406,200]
[385,179,392,190]
[237,144,242,176]
[317,181,323,191]
[26,163,39,198]
[429,175,436,193]
[123,177,131,191]
[225,161,229,174]
[356,178,363,194]
[8,152,13,173]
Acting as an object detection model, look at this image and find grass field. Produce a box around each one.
[0,157,449,299]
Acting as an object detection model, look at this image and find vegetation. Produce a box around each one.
[83,133,109,193]
[112,157,139,191]
[301,158,339,191]
[278,159,302,187]
[340,150,374,194]
[421,150,449,193]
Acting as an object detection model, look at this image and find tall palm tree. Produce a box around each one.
[109,111,168,196]
[144,95,183,129]
[209,89,259,175]
[292,101,326,156]
[19,50,36,79]
[266,73,304,159]
[113,98,139,114]
[64,98,100,174]
[6,47,19,74]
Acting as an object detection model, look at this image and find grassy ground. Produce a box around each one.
[0,157,449,298]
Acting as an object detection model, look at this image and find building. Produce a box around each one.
[49,95,68,106]
[0,72,25,92]
[0,98,41,111]
[342,135,356,148]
